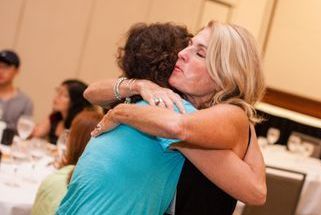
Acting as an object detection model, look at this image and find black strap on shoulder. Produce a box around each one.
[243,126,251,159]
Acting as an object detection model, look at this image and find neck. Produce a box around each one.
[186,94,212,109]
[61,111,68,120]
[0,84,16,100]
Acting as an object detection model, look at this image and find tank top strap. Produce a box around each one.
[243,126,251,159]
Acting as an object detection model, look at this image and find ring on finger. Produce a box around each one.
[153,97,163,106]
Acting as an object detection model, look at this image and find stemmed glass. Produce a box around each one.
[17,115,35,141]
[266,127,280,145]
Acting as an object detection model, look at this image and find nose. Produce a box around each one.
[178,47,189,62]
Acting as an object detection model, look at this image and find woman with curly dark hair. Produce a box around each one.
[33,79,93,144]
[90,23,191,109]
[58,23,194,215]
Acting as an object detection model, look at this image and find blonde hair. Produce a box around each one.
[205,21,265,123]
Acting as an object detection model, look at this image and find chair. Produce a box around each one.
[242,166,306,215]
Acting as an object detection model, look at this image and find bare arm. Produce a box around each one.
[106,103,248,151]
[83,78,120,107]
[92,107,266,204]
[84,78,185,112]
[175,127,266,205]
[32,117,50,138]
[91,103,266,204]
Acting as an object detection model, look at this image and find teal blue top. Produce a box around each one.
[57,100,196,215]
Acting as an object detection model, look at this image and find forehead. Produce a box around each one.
[57,85,68,92]
[0,61,15,68]
[192,27,211,47]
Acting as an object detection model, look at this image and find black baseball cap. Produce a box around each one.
[0,50,20,68]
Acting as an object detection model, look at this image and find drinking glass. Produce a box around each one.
[266,127,280,145]
[17,115,35,140]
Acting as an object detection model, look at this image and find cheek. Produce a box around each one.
[62,100,70,109]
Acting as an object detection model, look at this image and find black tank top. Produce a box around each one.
[175,127,252,215]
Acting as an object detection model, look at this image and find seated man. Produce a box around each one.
[0,50,33,134]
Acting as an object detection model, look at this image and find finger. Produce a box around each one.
[145,93,156,106]
[148,98,156,106]
[91,123,105,137]
[91,128,99,137]
[91,116,108,137]
[156,99,166,109]
[161,96,174,110]
[170,94,186,113]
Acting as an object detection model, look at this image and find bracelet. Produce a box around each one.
[113,77,128,100]
[123,79,136,104]
[127,79,136,94]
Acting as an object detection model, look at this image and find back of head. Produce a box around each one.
[117,22,191,88]
[205,21,265,123]
[62,79,93,128]
[63,110,103,166]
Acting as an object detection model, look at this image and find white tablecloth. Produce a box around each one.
[0,154,54,215]
[234,145,321,215]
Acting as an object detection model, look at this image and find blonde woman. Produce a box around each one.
[88,21,266,214]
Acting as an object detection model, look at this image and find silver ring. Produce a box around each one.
[153,97,163,105]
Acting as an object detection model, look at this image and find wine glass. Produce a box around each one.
[266,127,280,145]
[17,115,35,140]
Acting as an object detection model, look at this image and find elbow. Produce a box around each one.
[244,183,267,205]
[83,88,91,101]
[252,185,267,205]
[83,87,97,105]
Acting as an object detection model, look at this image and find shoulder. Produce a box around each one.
[207,103,249,128]
[16,90,33,103]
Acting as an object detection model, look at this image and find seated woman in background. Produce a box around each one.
[31,110,103,215]
[33,79,93,144]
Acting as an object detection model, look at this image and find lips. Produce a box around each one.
[174,65,183,73]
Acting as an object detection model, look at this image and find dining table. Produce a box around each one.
[0,140,56,215]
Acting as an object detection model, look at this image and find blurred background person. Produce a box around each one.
[31,109,103,215]
[0,49,33,132]
[33,79,93,144]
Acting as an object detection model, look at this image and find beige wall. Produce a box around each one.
[263,0,321,101]
[0,0,320,121]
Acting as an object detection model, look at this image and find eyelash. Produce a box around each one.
[197,52,205,58]
[188,40,205,58]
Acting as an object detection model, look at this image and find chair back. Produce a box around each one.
[242,166,306,215]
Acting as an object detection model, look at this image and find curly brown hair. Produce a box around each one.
[117,22,192,88]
